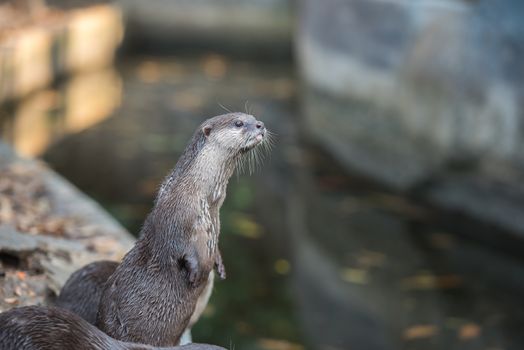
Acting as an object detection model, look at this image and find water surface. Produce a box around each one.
[2,54,524,350]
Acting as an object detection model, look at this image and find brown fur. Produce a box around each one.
[55,261,119,325]
[94,113,267,346]
[0,306,225,350]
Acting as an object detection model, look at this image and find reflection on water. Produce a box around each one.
[0,69,121,157]
[2,55,524,350]
[289,148,524,350]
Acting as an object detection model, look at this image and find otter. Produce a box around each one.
[55,260,119,324]
[55,260,213,340]
[0,306,226,350]
[55,113,268,346]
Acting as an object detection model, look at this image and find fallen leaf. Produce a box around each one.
[355,250,386,268]
[401,272,462,290]
[274,259,290,275]
[4,297,18,305]
[231,214,263,239]
[403,325,438,340]
[257,338,304,350]
[459,323,481,340]
[340,268,368,284]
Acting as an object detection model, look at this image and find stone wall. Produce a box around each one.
[296,0,524,236]
[0,142,134,312]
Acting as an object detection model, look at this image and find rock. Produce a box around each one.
[0,141,134,312]
[296,0,524,235]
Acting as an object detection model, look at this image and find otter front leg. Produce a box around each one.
[181,252,204,287]
[181,241,213,287]
[214,250,226,280]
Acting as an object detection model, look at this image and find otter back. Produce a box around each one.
[0,306,226,350]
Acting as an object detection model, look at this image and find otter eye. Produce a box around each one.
[234,120,244,128]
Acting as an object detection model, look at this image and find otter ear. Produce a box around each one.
[202,125,212,138]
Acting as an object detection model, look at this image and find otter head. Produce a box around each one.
[200,112,267,155]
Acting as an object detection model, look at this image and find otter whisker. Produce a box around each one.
[250,149,257,174]
[217,101,232,113]
[235,155,245,177]
[261,131,276,160]
[249,151,255,175]
[233,125,273,176]
[255,148,264,172]
[265,130,277,147]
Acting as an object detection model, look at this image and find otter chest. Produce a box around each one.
[199,196,223,257]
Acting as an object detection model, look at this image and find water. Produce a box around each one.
[2,55,524,350]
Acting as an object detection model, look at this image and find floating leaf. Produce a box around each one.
[274,259,290,275]
[340,268,368,284]
[257,338,304,350]
[458,323,481,340]
[401,272,462,290]
[231,214,263,239]
[403,325,438,340]
[355,250,386,268]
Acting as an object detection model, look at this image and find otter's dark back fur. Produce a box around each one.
[0,306,225,350]
[54,260,118,324]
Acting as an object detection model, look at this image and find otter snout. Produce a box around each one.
[253,120,266,142]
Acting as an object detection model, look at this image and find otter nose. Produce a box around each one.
[255,121,264,129]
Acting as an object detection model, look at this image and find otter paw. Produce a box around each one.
[188,269,200,287]
[214,255,226,280]
[182,254,205,287]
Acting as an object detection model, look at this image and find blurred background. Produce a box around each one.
[1,0,524,349]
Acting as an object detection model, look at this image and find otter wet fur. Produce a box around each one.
[54,260,119,325]
[0,306,226,350]
[55,260,215,337]
[84,113,271,346]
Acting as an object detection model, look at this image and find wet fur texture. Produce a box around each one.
[56,261,214,340]
[93,113,267,346]
[0,306,225,350]
[55,260,119,324]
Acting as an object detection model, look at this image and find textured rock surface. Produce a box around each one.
[0,142,133,312]
[297,0,524,235]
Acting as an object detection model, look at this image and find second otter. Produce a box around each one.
[0,306,226,350]
[56,113,268,346]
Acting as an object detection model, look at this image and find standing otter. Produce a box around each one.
[0,306,226,350]
[56,113,268,346]
[55,260,213,341]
